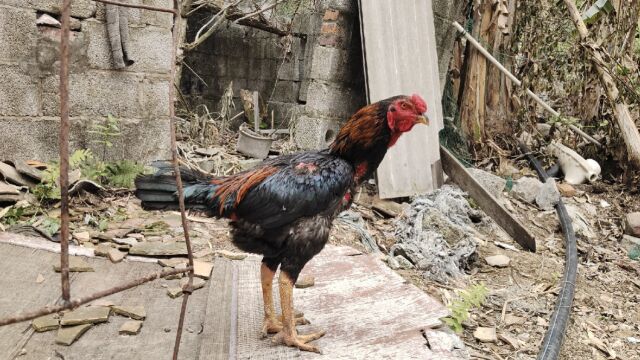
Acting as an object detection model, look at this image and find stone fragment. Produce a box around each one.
[73,231,91,242]
[158,258,188,267]
[468,168,507,199]
[55,324,92,346]
[112,237,138,247]
[129,242,188,257]
[53,257,94,272]
[556,183,576,197]
[295,275,315,288]
[473,327,497,342]
[32,314,59,332]
[167,287,183,298]
[15,160,43,181]
[194,147,220,157]
[180,277,206,291]
[60,306,110,325]
[89,299,115,307]
[119,320,143,335]
[511,177,543,203]
[107,248,126,263]
[128,233,144,240]
[624,212,640,237]
[35,273,45,283]
[485,254,510,268]
[194,260,213,279]
[535,178,561,210]
[112,305,146,320]
[504,314,526,326]
[94,243,113,257]
[215,250,247,260]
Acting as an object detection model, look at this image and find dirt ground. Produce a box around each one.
[352,180,640,360]
[2,133,639,359]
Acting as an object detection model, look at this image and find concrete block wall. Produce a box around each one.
[0,1,173,163]
[180,1,366,149]
[180,10,308,128]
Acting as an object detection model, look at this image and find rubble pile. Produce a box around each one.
[391,185,480,283]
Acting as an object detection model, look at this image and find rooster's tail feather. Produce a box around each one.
[134,166,216,212]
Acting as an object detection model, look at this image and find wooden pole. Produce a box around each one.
[563,0,640,167]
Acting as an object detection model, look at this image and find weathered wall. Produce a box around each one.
[180,0,366,149]
[0,1,173,163]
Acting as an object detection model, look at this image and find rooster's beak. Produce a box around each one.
[416,114,429,126]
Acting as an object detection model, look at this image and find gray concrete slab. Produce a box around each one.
[0,242,210,360]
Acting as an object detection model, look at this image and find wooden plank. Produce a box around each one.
[440,146,536,252]
[358,0,444,199]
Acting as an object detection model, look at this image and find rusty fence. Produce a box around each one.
[0,1,196,359]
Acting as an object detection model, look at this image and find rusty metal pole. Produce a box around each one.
[0,266,192,327]
[58,0,73,304]
[169,1,197,359]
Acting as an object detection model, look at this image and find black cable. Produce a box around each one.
[518,142,578,360]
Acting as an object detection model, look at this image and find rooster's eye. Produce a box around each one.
[401,102,409,110]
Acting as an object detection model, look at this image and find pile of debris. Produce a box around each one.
[0,161,41,205]
[390,185,481,283]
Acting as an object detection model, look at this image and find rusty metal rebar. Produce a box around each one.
[92,0,177,13]
[169,1,198,359]
[58,0,72,304]
[0,267,192,327]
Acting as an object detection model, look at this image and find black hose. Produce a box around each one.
[518,142,578,360]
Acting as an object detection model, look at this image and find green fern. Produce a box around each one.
[442,283,489,333]
[104,160,146,188]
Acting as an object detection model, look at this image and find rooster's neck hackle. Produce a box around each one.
[329,99,396,184]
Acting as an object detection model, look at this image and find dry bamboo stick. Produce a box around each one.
[563,0,640,167]
[452,21,602,148]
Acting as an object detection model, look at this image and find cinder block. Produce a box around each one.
[277,56,300,81]
[26,0,97,19]
[305,81,361,118]
[271,80,300,103]
[308,46,348,83]
[42,71,169,118]
[0,65,39,117]
[0,5,37,64]
[140,76,171,118]
[0,116,171,163]
[83,19,172,73]
[293,115,341,150]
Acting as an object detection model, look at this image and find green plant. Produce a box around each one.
[89,114,121,161]
[40,217,61,237]
[442,283,489,333]
[104,160,146,188]
[34,149,96,200]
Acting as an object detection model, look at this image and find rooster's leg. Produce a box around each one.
[260,261,282,337]
[272,270,325,353]
[261,261,309,338]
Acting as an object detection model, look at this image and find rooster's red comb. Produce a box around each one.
[410,94,427,114]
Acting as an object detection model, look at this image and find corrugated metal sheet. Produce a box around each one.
[358,0,444,198]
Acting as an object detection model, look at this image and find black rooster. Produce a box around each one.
[135,94,429,353]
